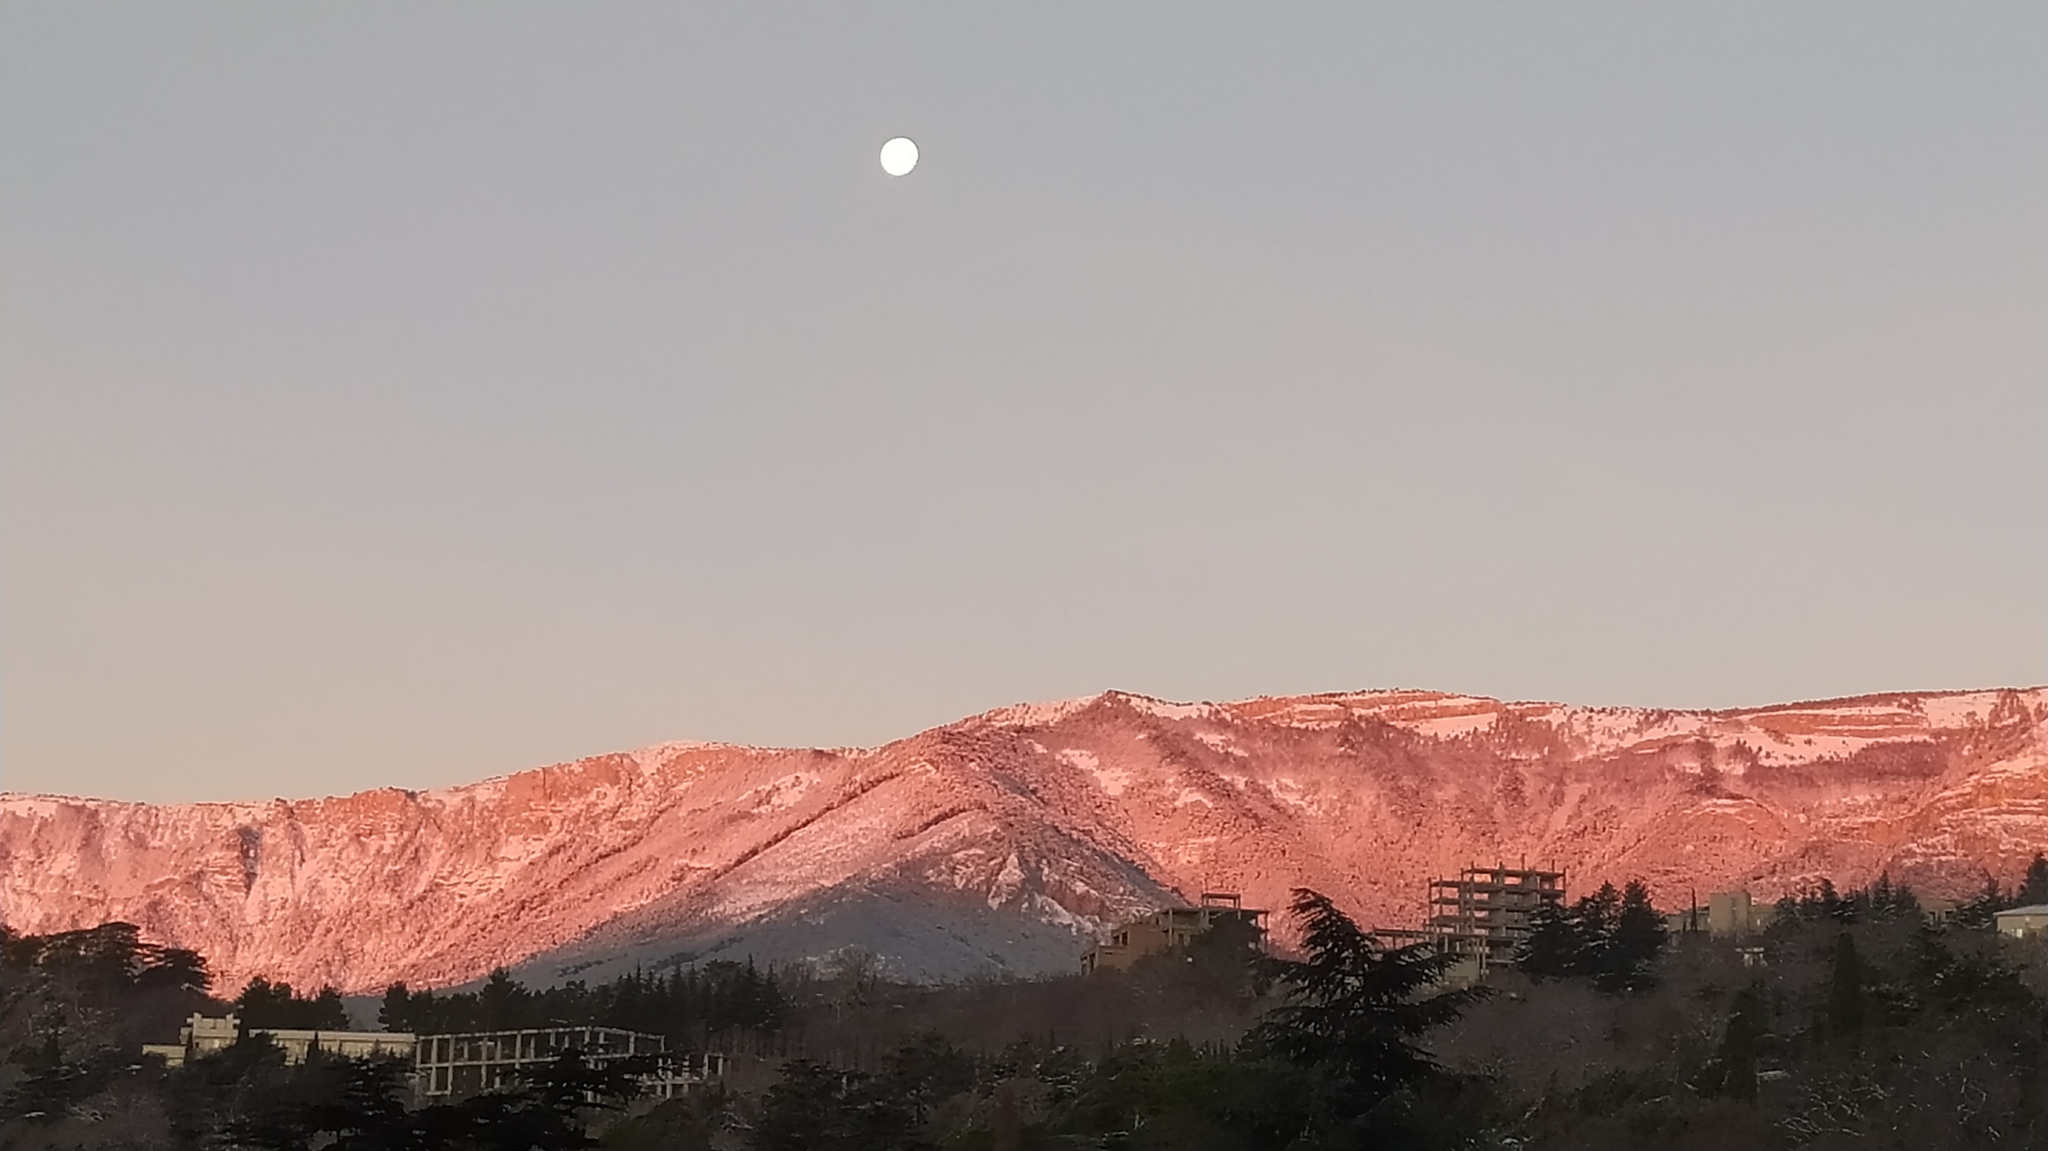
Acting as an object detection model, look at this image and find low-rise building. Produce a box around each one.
[1082,893,1267,974]
[414,1026,721,1102]
[1706,890,1778,937]
[144,1013,721,1103]
[1995,904,2048,940]
[146,1013,416,1068]
[1920,897,1960,926]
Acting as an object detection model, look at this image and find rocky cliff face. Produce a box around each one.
[3,688,2042,993]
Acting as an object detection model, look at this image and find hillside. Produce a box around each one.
[3,687,2042,992]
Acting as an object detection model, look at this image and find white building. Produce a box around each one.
[1995,904,2048,940]
[144,1013,416,1068]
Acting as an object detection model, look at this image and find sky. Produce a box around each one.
[3,4,2043,804]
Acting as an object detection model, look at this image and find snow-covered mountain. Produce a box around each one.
[3,688,2043,993]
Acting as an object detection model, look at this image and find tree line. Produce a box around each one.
[376,961,788,1040]
[7,861,2046,1149]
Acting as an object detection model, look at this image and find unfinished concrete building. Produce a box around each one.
[413,1026,724,1102]
[1082,892,1268,974]
[1425,865,1565,968]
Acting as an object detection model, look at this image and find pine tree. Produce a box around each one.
[1246,889,1483,1109]
[1956,876,2006,928]
[1698,984,1767,1101]
[376,984,412,1032]
[1826,932,1866,1037]
[1516,900,1582,979]
[2019,852,2048,907]
[1572,883,1621,975]
[478,968,527,1030]
[1600,880,1667,991]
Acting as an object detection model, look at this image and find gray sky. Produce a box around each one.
[4,3,2043,803]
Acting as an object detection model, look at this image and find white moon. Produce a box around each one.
[879,137,919,176]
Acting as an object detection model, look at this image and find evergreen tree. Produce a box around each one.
[1825,932,1866,1037]
[1600,880,1667,991]
[1955,876,2006,928]
[238,977,349,1030]
[1245,889,1483,1120]
[479,967,528,1030]
[377,982,412,1032]
[1696,984,1767,1101]
[1516,899,1582,979]
[2020,852,2048,907]
[1572,883,1621,973]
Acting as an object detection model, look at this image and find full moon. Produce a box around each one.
[879,137,919,176]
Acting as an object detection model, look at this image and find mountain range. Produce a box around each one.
[3,687,2043,994]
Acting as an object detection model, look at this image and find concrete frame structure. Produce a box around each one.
[1082,892,1267,974]
[1425,866,1565,967]
[413,1026,724,1102]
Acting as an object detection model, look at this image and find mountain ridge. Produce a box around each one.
[4,686,2043,993]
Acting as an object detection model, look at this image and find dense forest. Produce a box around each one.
[4,858,2046,1149]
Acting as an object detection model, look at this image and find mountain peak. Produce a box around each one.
[4,686,2042,992]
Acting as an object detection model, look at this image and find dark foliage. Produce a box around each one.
[1242,888,1488,1148]
[1694,982,1769,1100]
[1824,932,1867,1038]
[380,959,786,1039]
[2,921,211,998]
[1516,878,1668,991]
[237,975,350,1030]
[746,1058,930,1151]
[213,1047,645,1151]
[2021,851,2048,907]
[10,877,2048,1151]
[1776,872,1924,925]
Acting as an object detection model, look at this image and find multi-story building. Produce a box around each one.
[1425,866,1565,969]
[413,1025,724,1102]
[1082,892,1268,974]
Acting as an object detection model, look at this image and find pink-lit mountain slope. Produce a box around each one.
[2,688,2043,994]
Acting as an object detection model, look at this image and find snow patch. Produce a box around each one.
[989,852,1029,908]
[1408,711,1500,739]
[1118,695,1214,722]
[745,773,819,814]
[1058,749,1132,797]
[979,696,1102,729]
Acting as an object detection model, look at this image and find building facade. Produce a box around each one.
[413,1025,724,1102]
[145,1013,416,1068]
[1425,866,1565,967]
[1082,892,1267,974]
[145,1014,723,1102]
[1995,904,2048,940]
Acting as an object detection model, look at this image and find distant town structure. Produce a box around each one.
[1082,892,1267,974]
[143,1014,722,1103]
[1995,904,2048,940]
[143,1013,416,1068]
[1920,896,1960,926]
[415,1026,721,1102]
[1663,890,1782,937]
[1424,865,1565,968]
[1666,890,1782,937]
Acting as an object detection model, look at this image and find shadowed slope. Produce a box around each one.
[2,688,2041,991]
